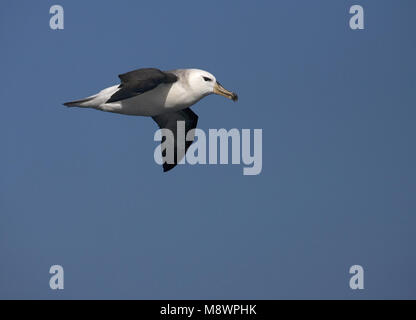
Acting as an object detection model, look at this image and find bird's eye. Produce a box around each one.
[203,76,212,82]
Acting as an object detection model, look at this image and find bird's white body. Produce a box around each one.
[73,69,213,117]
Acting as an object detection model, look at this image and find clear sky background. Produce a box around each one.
[1,0,415,299]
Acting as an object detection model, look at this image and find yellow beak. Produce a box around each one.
[213,82,238,102]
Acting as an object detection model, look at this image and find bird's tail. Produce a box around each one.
[63,95,97,108]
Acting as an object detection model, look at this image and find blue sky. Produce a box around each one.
[1,0,415,299]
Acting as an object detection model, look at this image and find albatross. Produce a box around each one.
[64,68,238,172]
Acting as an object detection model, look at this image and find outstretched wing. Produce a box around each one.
[107,68,178,103]
[153,108,199,172]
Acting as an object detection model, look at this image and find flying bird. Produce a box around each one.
[64,68,238,172]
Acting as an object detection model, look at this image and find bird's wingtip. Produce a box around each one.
[163,163,176,172]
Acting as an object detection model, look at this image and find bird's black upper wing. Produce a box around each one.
[152,108,199,172]
[107,68,178,103]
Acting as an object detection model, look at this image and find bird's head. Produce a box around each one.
[187,69,238,102]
